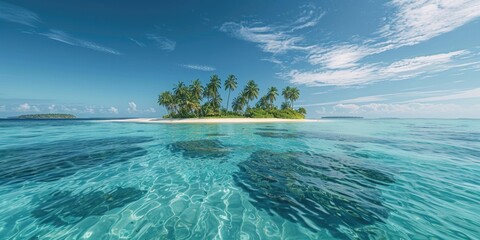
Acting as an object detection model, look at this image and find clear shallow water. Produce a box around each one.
[0,119,479,239]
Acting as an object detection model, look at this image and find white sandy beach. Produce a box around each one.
[102,118,323,124]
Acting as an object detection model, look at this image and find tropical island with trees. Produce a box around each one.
[158,74,306,119]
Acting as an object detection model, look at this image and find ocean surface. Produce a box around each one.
[0,119,479,239]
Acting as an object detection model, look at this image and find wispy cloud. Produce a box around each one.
[127,102,137,113]
[379,0,480,49]
[15,103,39,112]
[289,50,475,86]
[180,64,216,72]
[301,89,454,107]
[291,10,325,32]
[307,45,377,69]
[146,34,176,51]
[220,22,308,54]
[0,2,121,55]
[48,104,56,112]
[310,0,480,70]
[404,88,480,103]
[261,57,283,65]
[220,6,323,54]
[126,102,157,114]
[108,106,119,114]
[129,37,145,47]
[40,29,121,55]
[220,1,480,87]
[145,107,156,113]
[329,102,480,118]
[84,106,95,114]
[0,1,40,27]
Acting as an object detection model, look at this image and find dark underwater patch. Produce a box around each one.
[0,136,152,184]
[205,133,228,137]
[254,132,300,139]
[234,150,394,238]
[167,139,230,159]
[255,128,289,132]
[32,187,145,226]
[295,131,394,145]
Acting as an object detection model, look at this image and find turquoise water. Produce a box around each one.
[0,119,479,239]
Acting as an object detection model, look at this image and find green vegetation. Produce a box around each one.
[15,114,76,119]
[158,74,306,119]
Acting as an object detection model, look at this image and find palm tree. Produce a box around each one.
[297,107,307,115]
[190,79,203,102]
[224,74,237,112]
[173,81,190,116]
[211,94,223,113]
[242,80,259,108]
[232,95,246,113]
[266,87,278,109]
[256,96,269,109]
[204,75,222,114]
[158,91,175,115]
[282,86,292,109]
[174,81,187,98]
[207,75,221,97]
[290,87,300,108]
[185,92,201,117]
[186,79,203,116]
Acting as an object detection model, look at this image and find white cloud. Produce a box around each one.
[0,3,120,55]
[288,66,375,86]
[289,50,473,86]
[220,22,308,54]
[261,57,283,65]
[291,11,325,31]
[40,29,121,55]
[302,89,454,107]
[180,64,216,71]
[108,106,119,114]
[59,105,75,112]
[379,0,480,49]
[405,88,480,102]
[48,104,56,112]
[145,107,156,113]
[0,105,5,112]
[219,1,480,86]
[15,103,39,112]
[308,45,377,69]
[84,106,95,114]
[129,37,145,47]
[329,102,480,118]
[146,34,176,51]
[310,0,480,69]
[220,7,322,54]
[127,102,137,113]
[0,1,40,27]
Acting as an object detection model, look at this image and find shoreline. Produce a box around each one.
[100,118,325,124]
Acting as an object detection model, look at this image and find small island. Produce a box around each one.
[158,74,307,119]
[14,114,76,119]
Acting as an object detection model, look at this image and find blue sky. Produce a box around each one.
[1,0,479,118]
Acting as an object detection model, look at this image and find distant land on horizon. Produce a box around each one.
[11,114,77,119]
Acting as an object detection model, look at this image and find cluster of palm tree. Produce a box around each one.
[158,74,302,118]
[281,86,300,109]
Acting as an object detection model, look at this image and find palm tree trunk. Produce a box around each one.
[225,90,231,114]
